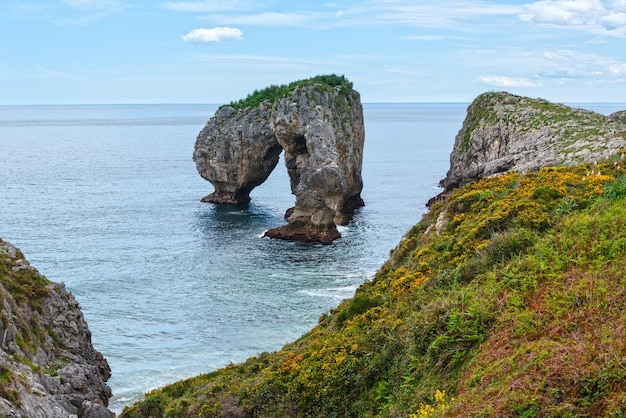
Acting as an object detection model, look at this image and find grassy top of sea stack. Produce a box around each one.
[224,74,354,110]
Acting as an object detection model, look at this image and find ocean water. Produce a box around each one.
[0,102,622,413]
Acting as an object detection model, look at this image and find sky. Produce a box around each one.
[1,0,625,104]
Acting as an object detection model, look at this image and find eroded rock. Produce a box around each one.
[193,76,365,244]
[441,92,626,193]
[193,102,282,204]
[0,239,114,418]
[264,85,364,244]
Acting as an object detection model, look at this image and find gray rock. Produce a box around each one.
[193,79,365,244]
[193,102,282,204]
[441,92,626,192]
[0,238,114,418]
[265,85,365,244]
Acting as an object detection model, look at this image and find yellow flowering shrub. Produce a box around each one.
[410,390,455,418]
[122,153,626,418]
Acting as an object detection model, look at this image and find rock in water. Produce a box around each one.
[0,238,114,418]
[193,102,282,204]
[441,91,626,192]
[193,75,365,244]
[264,85,365,244]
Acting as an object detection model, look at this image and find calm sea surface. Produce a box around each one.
[0,102,622,413]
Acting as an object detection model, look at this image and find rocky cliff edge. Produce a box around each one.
[441,91,626,193]
[0,238,114,418]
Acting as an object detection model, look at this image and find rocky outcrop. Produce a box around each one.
[441,91,626,192]
[0,239,114,418]
[263,85,365,244]
[193,102,282,204]
[193,76,365,244]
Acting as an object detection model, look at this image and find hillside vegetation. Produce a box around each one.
[122,148,626,417]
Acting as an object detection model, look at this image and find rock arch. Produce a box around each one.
[193,80,365,244]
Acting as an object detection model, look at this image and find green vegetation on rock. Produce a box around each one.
[224,74,353,110]
[122,150,626,417]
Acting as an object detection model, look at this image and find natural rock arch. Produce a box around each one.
[193,76,365,244]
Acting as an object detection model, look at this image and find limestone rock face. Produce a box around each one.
[442,92,626,192]
[264,85,365,244]
[0,239,114,418]
[193,79,365,244]
[193,102,282,204]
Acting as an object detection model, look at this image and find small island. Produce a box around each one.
[193,75,365,244]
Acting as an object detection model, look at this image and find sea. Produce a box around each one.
[0,102,623,413]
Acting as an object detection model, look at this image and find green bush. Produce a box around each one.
[225,74,353,110]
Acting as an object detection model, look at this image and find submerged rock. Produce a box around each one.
[441,91,626,192]
[193,75,365,244]
[0,238,114,418]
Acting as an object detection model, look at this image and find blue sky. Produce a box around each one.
[1,0,625,104]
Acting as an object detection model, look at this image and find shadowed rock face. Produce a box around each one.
[193,102,282,204]
[193,82,365,244]
[441,92,626,193]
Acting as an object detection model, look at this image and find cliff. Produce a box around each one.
[193,75,365,244]
[0,239,114,418]
[442,91,626,192]
[122,95,626,417]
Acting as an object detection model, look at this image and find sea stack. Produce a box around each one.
[193,75,365,244]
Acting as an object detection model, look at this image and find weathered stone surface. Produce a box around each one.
[264,85,365,244]
[441,92,626,192]
[193,79,365,244]
[193,102,282,204]
[0,239,114,418]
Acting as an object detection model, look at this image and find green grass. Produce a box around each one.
[224,74,353,110]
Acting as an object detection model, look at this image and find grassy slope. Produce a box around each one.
[122,152,626,417]
[0,240,53,403]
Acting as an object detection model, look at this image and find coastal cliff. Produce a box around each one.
[193,75,365,244]
[442,91,626,192]
[123,94,626,417]
[0,239,114,418]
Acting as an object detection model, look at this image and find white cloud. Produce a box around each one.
[519,0,605,25]
[538,67,583,78]
[608,63,626,74]
[182,27,243,43]
[403,35,465,41]
[478,75,541,87]
[61,0,125,10]
[520,0,626,34]
[160,0,254,13]
[600,11,626,28]
[204,11,328,27]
